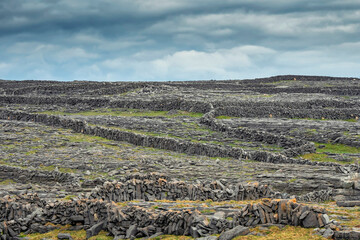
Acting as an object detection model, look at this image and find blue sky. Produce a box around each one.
[1,0,360,81]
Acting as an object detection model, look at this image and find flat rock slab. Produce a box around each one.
[218,226,250,240]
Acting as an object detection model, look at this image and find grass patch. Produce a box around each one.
[22,225,113,240]
[64,134,111,143]
[300,142,359,164]
[61,195,76,201]
[216,115,235,119]
[345,119,358,122]
[0,179,15,185]
[288,178,297,183]
[300,153,341,164]
[315,143,360,154]
[236,225,325,240]
[153,235,193,240]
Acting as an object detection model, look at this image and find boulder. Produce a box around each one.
[302,212,319,228]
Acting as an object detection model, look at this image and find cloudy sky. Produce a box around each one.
[1,0,360,81]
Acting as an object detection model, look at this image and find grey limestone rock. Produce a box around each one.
[126,225,138,239]
[322,228,334,239]
[86,221,105,239]
[218,226,250,240]
[302,212,319,228]
[57,233,73,240]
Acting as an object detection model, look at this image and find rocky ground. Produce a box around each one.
[0,75,360,239]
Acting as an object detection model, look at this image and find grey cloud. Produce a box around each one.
[0,0,359,80]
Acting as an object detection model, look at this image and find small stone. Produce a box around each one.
[57,233,73,240]
[212,211,225,220]
[321,214,330,225]
[329,224,337,230]
[322,228,334,239]
[70,215,84,224]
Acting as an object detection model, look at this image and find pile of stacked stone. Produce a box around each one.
[296,189,333,203]
[0,194,336,239]
[89,178,275,202]
[232,199,330,228]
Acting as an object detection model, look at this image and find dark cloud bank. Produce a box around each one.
[0,0,359,81]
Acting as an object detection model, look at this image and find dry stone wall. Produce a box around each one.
[0,110,343,167]
[89,178,275,202]
[214,106,360,120]
[0,194,332,239]
[1,94,360,120]
[0,165,79,187]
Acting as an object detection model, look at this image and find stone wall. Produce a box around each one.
[0,110,344,168]
[214,106,360,120]
[0,194,331,239]
[1,95,359,120]
[0,110,343,168]
[89,178,275,202]
[200,109,314,152]
[0,165,79,187]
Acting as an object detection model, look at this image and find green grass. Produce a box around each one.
[22,225,112,240]
[64,134,111,143]
[0,179,15,185]
[288,178,297,183]
[345,118,358,122]
[62,195,76,201]
[235,225,325,240]
[300,153,334,162]
[315,143,360,154]
[216,115,235,119]
[299,142,360,164]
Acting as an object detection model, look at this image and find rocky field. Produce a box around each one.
[0,75,360,240]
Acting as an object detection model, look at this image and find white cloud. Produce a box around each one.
[101,45,276,80]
